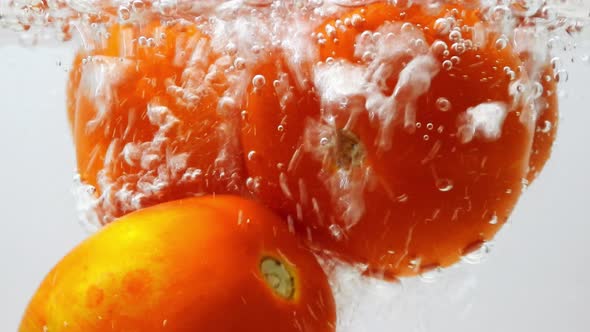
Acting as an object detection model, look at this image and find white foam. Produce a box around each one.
[457,102,509,144]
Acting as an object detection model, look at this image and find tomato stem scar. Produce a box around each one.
[260,256,295,300]
[336,129,365,170]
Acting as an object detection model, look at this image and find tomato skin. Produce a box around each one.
[242,4,546,277]
[527,66,559,183]
[68,21,245,223]
[19,196,336,332]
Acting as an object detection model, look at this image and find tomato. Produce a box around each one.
[527,66,559,183]
[241,4,555,277]
[67,20,245,223]
[19,196,336,332]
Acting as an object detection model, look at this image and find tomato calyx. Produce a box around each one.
[259,256,295,300]
[334,129,366,171]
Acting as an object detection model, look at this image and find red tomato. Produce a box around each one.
[19,196,336,332]
[241,4,555,277]
[67,20,245,223]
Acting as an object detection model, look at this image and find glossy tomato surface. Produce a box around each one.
[19,196,336,332]
[241,3,557,277]
[68,20,245,224]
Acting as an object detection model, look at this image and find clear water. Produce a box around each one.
[1,1,589,331]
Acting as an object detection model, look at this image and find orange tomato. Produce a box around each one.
[67,20,245,223]
[527,66,559,183]
[242,4,555,277]
[19,196,336,332]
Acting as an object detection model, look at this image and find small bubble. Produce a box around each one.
[320,137,329,145]
[277,125,284,132]
[426,123,434,130]
[132,0,145,12]
[462,241,492,265]
[423,134,430,141]
[449,30,462,42]
[251,45,263,54]
[555,69,568,83]
[225,42,237,55]
[118,6,131,20]
[442,60,453,71]
[495,37,508,50]
[234,57,246,70]
[436,178,454,192]
[252,74,266,88]
[452,42,466,54]
[489,214,498,225]
[539,120,552,134]
[419,266,442,283]
[431,40,448,56]
[532,82,544,98]
[401,22,414,33]
[246,177,260,193]
[434,18,450,35]
[408,257,422,272]
[247,150,257,161]
[350,14,364,27]
[436,97,451,112]
[391,0,413,10]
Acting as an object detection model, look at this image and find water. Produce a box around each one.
[2,1,589,331]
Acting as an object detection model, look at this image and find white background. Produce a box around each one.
[0,36,589,331]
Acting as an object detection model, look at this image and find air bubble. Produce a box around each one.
[436,97,451,112]
[225,42,238,55]
[449,30,462,42]
[390,0,413,10]
[247,150,257,161]
[442,60,453,71]
[555,69,569,83]
[436,178,454,192]
[431,40,448,56]
[462,241,492,265]
[434,18,450,35]
[452,43,465,54]
[540,120,552,133]
[489,214,498,225]
[252,74,266,88]
[118,6,131,20]
[234,57,246,70]
[246,177,260,193]
[132,0,145,12]
[419,266,442,283]
[495,37,508,50]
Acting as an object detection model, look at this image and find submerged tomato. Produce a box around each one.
[20,196,336,332]
[527,66,559,183]
[241,4,557,277]
[68,20,245,223]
